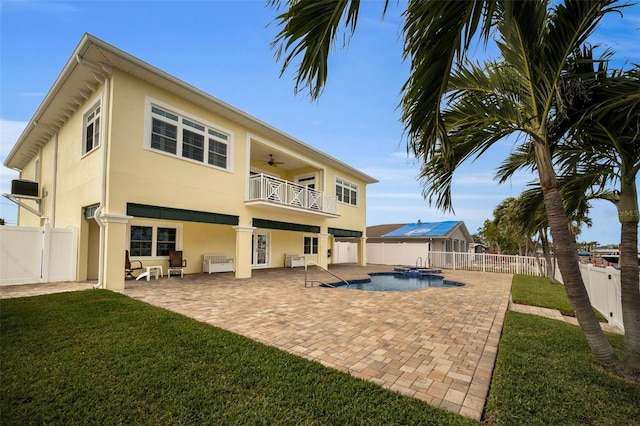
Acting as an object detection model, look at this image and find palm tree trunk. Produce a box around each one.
[542,186,622,370]
[535,141,621,371]
[618,179,640,375]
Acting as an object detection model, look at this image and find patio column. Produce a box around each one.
[100,213,132,291]
[234,226,255,279]
[317,233,330,269]
[357,236,367,266]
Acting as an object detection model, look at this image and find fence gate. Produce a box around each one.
[0,225,77,285]
[333,241,358,264]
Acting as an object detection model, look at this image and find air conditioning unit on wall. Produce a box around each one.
[11,179,39,198]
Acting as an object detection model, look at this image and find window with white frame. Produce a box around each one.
[303,236,318,255]
[129,223,180,257]
[149,104,230,169]
[83,103,101,154]
[335,178,358,206]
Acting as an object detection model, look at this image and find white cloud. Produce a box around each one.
[1,1,80,14]
[368,192,422,199]
[1,119,27,160]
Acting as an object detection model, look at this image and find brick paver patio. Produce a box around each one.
[0,265,512,420]
[2,265,624,419]
[117,265,512,420]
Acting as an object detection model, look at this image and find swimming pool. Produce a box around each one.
[329,272,465,292]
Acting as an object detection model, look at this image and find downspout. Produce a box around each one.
[76,55,111,289]
[93,74,110,289]
[51,133,58,226]
[93,205,104,289]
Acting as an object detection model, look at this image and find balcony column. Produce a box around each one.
[234,225,255,279]
[357,236,367,266]
[317,233,330,269]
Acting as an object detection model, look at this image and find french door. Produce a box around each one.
[252,232,270,267]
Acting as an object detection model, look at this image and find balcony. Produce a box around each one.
[246,174,338,217]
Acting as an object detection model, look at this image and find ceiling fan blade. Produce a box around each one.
[266,154,285,166]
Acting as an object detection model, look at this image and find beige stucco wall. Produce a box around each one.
[125,219,237,274]
[106,71,245,217]
[106,70,368,234]
[15,87,105,280]
[14,67,371,287]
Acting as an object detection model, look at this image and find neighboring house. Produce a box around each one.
[363,221,474,266]
[367,221,474,252]
[3,34,377,290]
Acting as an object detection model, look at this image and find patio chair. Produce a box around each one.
[125,250,142,280]
[168,250,187,278]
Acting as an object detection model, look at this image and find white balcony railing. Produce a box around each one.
[247,174,338,215]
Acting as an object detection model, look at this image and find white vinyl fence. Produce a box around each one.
[555,263,629,332]
[365,243,548,276]
[427,251,548,276]
[333,241,358,264]
[367,243,430,267]
[0,225,77,285]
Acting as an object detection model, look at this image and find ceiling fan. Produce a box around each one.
[264,154,285,167]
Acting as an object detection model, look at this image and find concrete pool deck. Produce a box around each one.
[0,265,511,420]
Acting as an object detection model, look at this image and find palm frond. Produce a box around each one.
[401,0,499,154]
[270,0,368,98]
[540,0,625,119]
[495,142,536,184]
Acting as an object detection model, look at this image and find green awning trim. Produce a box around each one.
[253,218,320,233]
[328,227,362,238]
[127,203,238,225]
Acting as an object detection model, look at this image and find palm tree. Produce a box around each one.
[492,197,528,255]
[421,1,635,377]
[503,54,640,370]
[270,0,636,378]
[558,65,640,369]
[502,184,593,282]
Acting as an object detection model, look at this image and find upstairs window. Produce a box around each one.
[336,178,358,206]
[83,103,101,155]
[208,133,228,168]
[148,103,231,170]
[151,107,178,154]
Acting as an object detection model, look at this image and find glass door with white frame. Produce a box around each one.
[252,232,270,267]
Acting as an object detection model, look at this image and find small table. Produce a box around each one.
[136,265,163,281]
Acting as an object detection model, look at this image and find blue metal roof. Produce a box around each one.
[382,221,461,238]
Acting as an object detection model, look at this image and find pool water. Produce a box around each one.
[336,273,464,292]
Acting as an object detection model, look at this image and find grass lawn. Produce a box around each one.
[3,285,638,425]
[511,273,606,321]
[485,311,639,425]
[1,290,476,426]
[511,273,578,316]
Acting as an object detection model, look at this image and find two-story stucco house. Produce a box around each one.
[3,34,377,290]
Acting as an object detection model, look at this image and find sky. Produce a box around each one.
[1,0,639,245]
